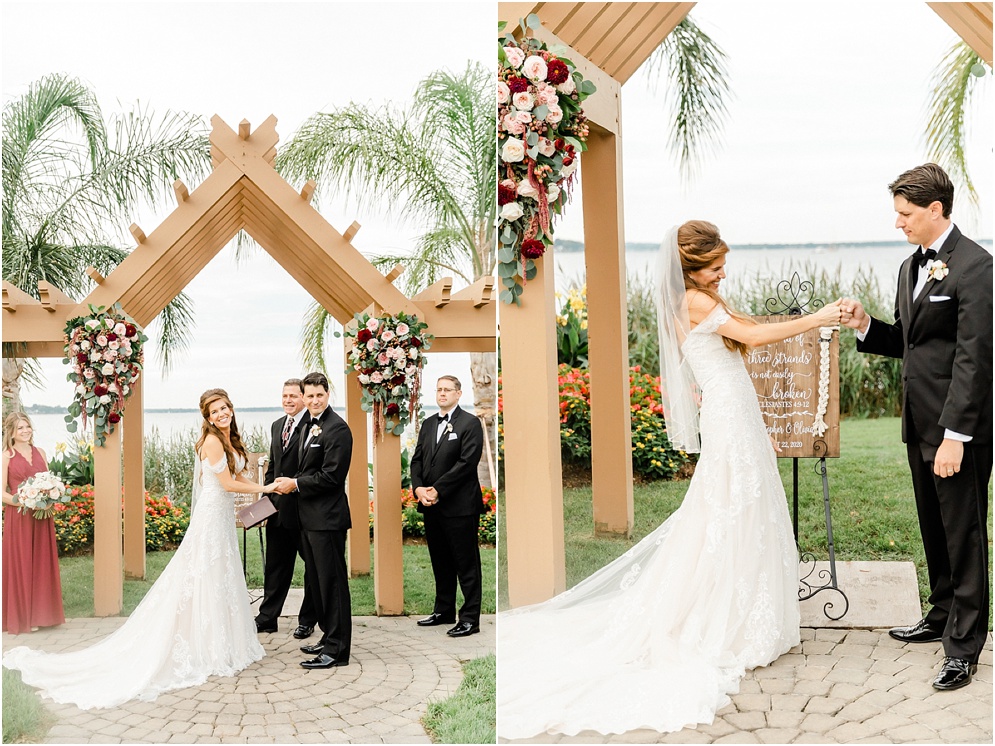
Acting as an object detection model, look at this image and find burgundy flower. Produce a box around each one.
[521,239,546,259]
[385,403,400,417]
[498,182,517,205]
[125,323,137,337]
[108,412,121,424]
[546,59,569,85]
[93,384,109,397]
[76,353,88,364]
[410,337,422,348]
[562,156,574,167]
[106,332,118,342]
[507,76,529,94]
[391,375,405,386]
[357,328,373,343]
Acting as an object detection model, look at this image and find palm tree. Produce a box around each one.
[277,62,497,486]
[924,41,989,226]
[642,15,732,184]
[2,73,211,415]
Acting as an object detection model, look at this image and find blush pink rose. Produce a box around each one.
[512,91,534,110]
[522,55,548,81]
[504,46,525,68]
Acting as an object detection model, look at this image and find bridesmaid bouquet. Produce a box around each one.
[15,471,70,519]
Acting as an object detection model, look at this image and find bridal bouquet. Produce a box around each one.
[15,471,70,520]
[63,303,148,446]
[339,311,433,439]
[498,14,596,304]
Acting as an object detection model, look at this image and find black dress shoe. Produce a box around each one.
[932,657,977,690]
[888,619,943,643]
[255,621,278,633]
[293,624,315,639]
[446,621,480,637]
[300,654,348,669]
[417,613,456,627]
[300,643,324,655]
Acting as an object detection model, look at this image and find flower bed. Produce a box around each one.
[51,486,190,555]
[369,487,497,546]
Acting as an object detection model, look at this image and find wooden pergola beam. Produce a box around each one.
[928,2,993,65]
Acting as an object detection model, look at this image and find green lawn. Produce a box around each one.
[500,417,993,617]
[423,654,496,744]
[2,667,53,744]
[59,537,496,618]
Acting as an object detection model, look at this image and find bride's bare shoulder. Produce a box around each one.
[685,289,718,326]
[199,433,223,460]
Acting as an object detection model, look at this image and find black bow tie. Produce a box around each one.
[440,413,450,423]
[913,248,938,267]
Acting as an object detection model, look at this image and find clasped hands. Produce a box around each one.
[271,477,297,494]
[414,486,439,507]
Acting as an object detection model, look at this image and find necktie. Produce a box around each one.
[281,416,293,450]
[913,248,937,267]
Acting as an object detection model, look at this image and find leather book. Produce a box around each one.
[237,496,277,528]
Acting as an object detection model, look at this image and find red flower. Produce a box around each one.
[108,412,121,424]
[94,384,108,397]
[508,76,529,93]
[76,353,87,364]
[498,182,517,206]
[391,375,405,386]
[125,323,137,337]
[410,337,422,348]
[357,328,373,343]
[106,332,118,342]
[546,59,569,85]
[385,403,400,416]
[562,156,574,168]
[521,239,546,259]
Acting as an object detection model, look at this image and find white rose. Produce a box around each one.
[358,374,371,385]
[85,319,100,330]
[101,362,115,375]
[396,323,409,336]
[108,340,120,350]
[503,46,525,68]
[394,358,406,370]
[96,335,108,347]
[113,323,127,336]
[517,180,539,200]
[556,75,576,95]
[89,351,102,363]
[500,201,525,221]
[537,137,556,157]
[501,137,526,163]
[497,80,510,104]
[512,91,534,111]
[514,110,532,124]
[522,55,548,81]
[545,104,564,124]
[408,348,419,360]
[392,386,404,396]
[547,184,561,203]
[366,317,379,332]
[98,394,112,404]
[76,384,87,395]
[561,160,578,178]
[80,340,91,351]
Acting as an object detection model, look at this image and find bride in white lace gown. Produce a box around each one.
[498,221,842,738]
[3,389,273,710]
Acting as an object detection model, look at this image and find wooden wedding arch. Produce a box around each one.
[2,115,496,616]
[498,1,993,607]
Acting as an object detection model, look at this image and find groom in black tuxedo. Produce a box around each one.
[411,375,486,637]
[842,163,992,691]
[274,372,353,669]
[255,378,316,638]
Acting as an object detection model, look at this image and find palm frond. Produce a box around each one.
[298,300,334,376]
[149,292,196,375]
[924,41,985,214]
[643,15,731,184]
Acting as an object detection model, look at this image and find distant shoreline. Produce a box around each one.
[553,238,994,253]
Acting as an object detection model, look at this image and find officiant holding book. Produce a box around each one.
[255,378,317,639]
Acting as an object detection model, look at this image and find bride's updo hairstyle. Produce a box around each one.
[677,220,755,355]
[195,388,249,476]
[3,411,34,454]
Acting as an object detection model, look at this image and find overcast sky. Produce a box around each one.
[4,1,991,410]
[3,1,492,409]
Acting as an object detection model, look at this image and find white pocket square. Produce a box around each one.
[309,443,321,448]
[448,432,458,441]
[929,295,951,302]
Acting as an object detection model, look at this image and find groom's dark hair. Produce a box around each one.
[888,163,954,218]
[302,372,329,392]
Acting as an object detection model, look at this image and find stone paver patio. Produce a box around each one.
[500,629,993,745]
[3,614,494,744]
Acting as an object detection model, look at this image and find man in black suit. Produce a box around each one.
[842,163,992,691]
[255,378,317,639]
[274,372,353,669]
[410,375,485,638]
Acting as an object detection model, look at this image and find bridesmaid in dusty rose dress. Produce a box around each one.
[2,412,65,634]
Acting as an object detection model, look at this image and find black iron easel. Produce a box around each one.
[766,273,849,621]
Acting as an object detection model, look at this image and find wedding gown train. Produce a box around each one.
[3,456,265,710]
[497,307,800,738]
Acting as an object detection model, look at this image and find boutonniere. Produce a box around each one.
[446,422,454,434]
[926,259,949,282]
[309,424,322,438]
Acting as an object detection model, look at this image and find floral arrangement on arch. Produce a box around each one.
[63,303,147,446]
[339,311,434,438]
[497,14,597,305]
